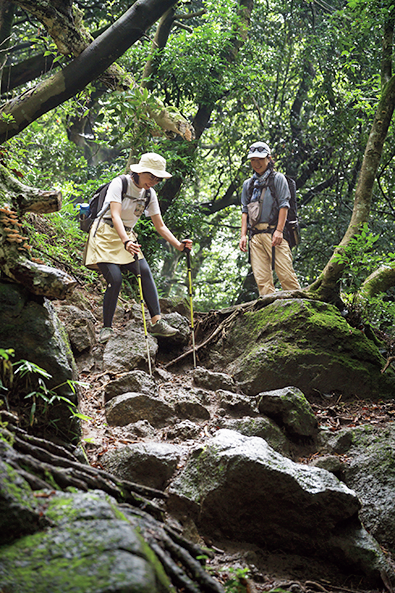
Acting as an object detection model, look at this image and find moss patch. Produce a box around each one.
[0,491,172,593]
[211,299,395,399]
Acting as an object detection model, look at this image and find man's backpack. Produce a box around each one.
[268,172,301,248]
[79,175,151,233]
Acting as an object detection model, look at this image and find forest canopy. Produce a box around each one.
[1,0,395,334]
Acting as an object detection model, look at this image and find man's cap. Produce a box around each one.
[247,141,271,159]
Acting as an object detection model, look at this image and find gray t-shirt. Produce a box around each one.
[241,172,290,224]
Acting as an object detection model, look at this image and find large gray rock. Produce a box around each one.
[220,417,290,456]
[159,384,212,421]
[257,386,318,438]
[0,282,76,390]
[105,393,174,427]
[0,281,79,440]
[340,423,395,551]
[203,299,395,399]
[0,489,172,593]
[103,320,158,373]
[217,390,258,416]
[193,367,238,393]
[165,420,202,441]
[101,442,186,489]
[167,429,392,582]
[157,311,191,347]
[104,370,157,403]
[173,397,211,421]
[54,303,96,354]
[159,296,190,317]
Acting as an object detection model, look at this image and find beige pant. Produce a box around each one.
[250,228,300,295]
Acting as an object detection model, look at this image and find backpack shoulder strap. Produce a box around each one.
[144,188,151,209]
[120,174,128,199]
[246,177,255,202]
[267,171,277,202]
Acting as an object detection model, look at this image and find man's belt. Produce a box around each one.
[249,223,276,236]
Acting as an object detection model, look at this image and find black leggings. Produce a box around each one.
[97,259,160,328]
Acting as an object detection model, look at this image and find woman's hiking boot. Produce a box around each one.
[99,327,114,343]
[149,319,178,337]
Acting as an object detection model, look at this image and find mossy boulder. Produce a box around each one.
[0,281,80,441]
[0,490,172,593]
[0,455,50,545]
[257,386,318,438]
[205,299,395,399]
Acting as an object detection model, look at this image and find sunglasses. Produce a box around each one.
[249,146,268,154]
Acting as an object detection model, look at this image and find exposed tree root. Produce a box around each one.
[165,290,310,369]
[0,413,226,593]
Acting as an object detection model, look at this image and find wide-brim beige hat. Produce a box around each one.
[130,153,172,179]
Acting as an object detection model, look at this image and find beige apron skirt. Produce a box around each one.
[83,219,143,271]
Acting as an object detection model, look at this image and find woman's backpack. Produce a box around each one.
[79,175,151,233]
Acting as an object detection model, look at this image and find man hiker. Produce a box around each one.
[239,141,300,296]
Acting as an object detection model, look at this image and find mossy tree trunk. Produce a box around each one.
[307,7,395,304]
[358,263,395,300]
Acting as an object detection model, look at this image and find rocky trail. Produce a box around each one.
[62,289,395,593]
[3,281,395,593]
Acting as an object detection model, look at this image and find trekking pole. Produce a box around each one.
[134,253,152,376]
[183,243,197,369]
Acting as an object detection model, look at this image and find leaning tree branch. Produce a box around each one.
[0,0,194,144]
[357,262,395,300]
[1,52,55,94]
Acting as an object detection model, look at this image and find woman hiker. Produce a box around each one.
[239,141,300,295]
[84,152,192,344]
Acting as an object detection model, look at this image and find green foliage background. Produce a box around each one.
[3,0,395,333]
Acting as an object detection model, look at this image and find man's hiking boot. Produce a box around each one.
[149,319,178,338]
[99,327,114,343]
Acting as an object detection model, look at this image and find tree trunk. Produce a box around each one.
[307,73,395,303]
[158,0,254,215]
[0,0,14,87]
[0,0,194,144]
[141,7,177,90]
[358,263,395,299]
